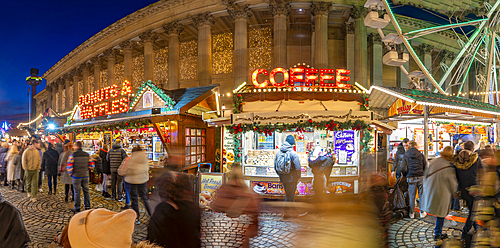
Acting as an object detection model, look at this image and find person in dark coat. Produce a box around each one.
[147,172,200,248]
[55,143,63,154]
[391,138,409,180]
[0,189,30,247]
[107,142,127,201]
[99,144,111,198]
[308,146,335,204]
[0,143,9,186]
[42,143,60,195]
[401,140,427,219]
[454,140,483,248]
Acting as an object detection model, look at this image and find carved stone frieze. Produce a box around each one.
[120,40,135,51]
[192,12,215,28]
[350,5,368,19]
[311,2,333,17]
[163,21,184,35]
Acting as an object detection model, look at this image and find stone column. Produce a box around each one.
[91,57,101,90]
[120,40,134,86]
[46,84,53,110]
[312,2,332,69]
[140,30,157,83]
[64,75,71,112]
[270,2,290,69]
[193,13,214,86]
[417,44,434,90]
[368,33,383,86]
[351,6,368,87]
[343,22,355,75]
[73,68,80,108]
[58,80,64,113]
[104,49,116,87]
[82,63,90,95]
[163,21,184,90]
[310,22,315,65]
[229,5,252,88]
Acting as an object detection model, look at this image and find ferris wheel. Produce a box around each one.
[364,0,500,104]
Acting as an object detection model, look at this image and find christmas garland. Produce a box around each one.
[434,120,490,128]
[227,119,374,161]
[45,118,152,135]
[129,80,176,111]
[232,94,243,114]
[360,94,371,111]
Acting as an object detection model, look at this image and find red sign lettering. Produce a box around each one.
[252,66,351,89]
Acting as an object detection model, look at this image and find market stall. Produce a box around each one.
[45,80,220,174]
[206,65,379,197]
[369,86,500,185]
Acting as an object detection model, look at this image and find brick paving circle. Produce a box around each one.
[0,181,299,248]
[388,218,462,248]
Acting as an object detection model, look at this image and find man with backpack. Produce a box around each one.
[274,135,301,218]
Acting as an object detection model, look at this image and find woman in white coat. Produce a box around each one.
[5,145,19,189]
[420,146,458,241]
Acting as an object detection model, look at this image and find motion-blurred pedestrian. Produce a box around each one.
[118,146,152,223]
[59,142,74,202]
[401,141,427,219]
[42,143,60,195]
[98,143,111,198]
[67,141,95,213]
[454,140,483,248]
[420,146,458,241]
[147,172,200,248]
[308,146,335,205]
[0,142,9,186]
[0,189,30,247]
[5,144,19,189]
[22,140,41,202]
[107,141,127,202]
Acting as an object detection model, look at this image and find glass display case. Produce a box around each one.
[241,129,360,178]
[122,128,166,166]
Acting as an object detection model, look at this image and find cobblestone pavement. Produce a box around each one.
[0,180,300,248]
[389,218,463,248]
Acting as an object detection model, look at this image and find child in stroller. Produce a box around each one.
[388,175,410,220]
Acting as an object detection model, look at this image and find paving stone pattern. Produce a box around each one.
[388,218,462,248]
[0,181,300,248]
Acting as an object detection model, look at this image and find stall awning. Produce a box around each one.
[172,85,218,114]
[369,86,500,116]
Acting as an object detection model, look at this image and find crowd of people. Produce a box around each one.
[0,138,205,248]
[390,137,498,248]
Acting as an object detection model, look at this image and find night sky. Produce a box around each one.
[0,0,158,126]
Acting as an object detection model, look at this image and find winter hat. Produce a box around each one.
[68,208,136,248]
[285,135,296,146]
[64,139,71,144]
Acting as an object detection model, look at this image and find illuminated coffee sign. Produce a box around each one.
[252,66,351,89]
[79,80,132,119]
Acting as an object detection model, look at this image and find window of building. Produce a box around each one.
[185,127,206,166]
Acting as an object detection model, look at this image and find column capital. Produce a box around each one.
[439,50,455,62]
[139,30,158,43]
[56,78,65,86]
[270,2,291,17]
[367,33,382,47]
[72,67,82,78]
[81,62,92,72]
[120,40,135,51]
[309,21,315,32]
[227,5,252,20]
[350,5,368,19]
[193,12,215,28]
[90,56,102,66]
[416,44,434,55]
[103,48,118,59]
[163,21,185,35]
[311,2,333,17]
[341,22,355,36]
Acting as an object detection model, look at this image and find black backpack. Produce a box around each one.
[275,150,292,175]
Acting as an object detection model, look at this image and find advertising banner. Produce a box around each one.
[250,181,314,195]
[199,173,224,209]
[328,181,354,194]
[334,130,355,164]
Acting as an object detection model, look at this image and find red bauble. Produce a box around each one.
[125,123,129,126]
[238,94,242,98]
[308,119,313,123]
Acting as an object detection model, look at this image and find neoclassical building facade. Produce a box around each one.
[35,0,469,118]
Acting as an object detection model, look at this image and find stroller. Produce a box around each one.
[388,176,410,220]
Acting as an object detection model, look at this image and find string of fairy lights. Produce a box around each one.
[212,32,234,74]
[69,85,74,107]
[55,92,60,112]
[249,27,273,71]
[115,61,124,85]
[88,74,95,93]
[100,70,108,89]
[132,54,144,89]
[153,46,168,86]
[180,40,198,80]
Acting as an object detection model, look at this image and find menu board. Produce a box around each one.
[199,173,224,209]
[222,128,234,172]
[334,131,355,164]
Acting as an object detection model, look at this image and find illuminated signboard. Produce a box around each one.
[79,80,132,119]
[252,66,351,89]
